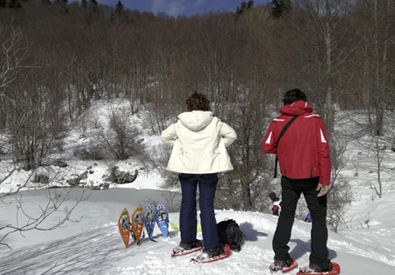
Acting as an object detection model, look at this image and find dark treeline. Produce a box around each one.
[0,0,394,212]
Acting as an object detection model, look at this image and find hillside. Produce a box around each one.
[1,99,395,274]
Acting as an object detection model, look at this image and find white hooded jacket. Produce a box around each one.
[161,111,237,174]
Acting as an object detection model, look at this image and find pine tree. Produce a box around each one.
[0,0,7,9]
[8,0,22,8]
[236,1,254,16]
[116,1,124,15]
[271,0,292,18]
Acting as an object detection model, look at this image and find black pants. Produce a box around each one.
[273,176,330,269]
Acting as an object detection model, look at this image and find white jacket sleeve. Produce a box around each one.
[161,123,178,146]
[219,122,237,147]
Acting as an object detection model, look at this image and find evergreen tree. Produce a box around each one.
[8,0,22,8]
[116,1,123,15]
[271,0,292,18]
[89,0,98,13]
[236,1,254,16]
[54,0,68,5]
[0,0,7,9]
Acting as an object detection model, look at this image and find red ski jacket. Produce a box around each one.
[262,101,331,186]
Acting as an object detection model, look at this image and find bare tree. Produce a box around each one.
[356,0,394,137]
[0,189,87,250]
[0,26,87,250]
[327,175,353,232]
[292,0,357,168]
[0,160,89,250]
[0,26,30,94]
[105,105,145,160]
[326,131,353,232]
[81,104,145,161]
[372,136,384,198]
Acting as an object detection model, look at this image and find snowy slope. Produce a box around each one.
[1,206,395,275]
[1,100,395,274]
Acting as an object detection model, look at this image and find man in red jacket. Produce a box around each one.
[263,89,333,273]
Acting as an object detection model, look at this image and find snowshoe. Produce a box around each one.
[297,262,340,275]
[269,258,298,273]
[190,244,231,264]
[171,240,203,257]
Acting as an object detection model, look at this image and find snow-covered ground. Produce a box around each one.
[1,100,395,274]
[1,192,395,275]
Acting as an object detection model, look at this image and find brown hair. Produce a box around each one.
[186,92,211,111]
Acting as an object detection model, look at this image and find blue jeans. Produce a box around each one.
[179,173,219,250]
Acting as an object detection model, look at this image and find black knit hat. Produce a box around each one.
[269,192,278,201]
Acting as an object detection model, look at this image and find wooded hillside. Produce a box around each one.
[1,0,394,212]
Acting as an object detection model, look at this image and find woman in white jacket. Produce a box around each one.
[162,92,236,259]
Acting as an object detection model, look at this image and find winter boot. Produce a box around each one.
[172,240,202,256]
[191,243,230,263]
[298,262,333,274]
[269,258,298,273]
[203,244,225,258]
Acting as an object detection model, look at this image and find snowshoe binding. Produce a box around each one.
[297,262,340,275]
[190,243,231,264]
[269,258,298,273]
[172,240,203,257]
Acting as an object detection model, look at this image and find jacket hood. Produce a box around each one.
[178,111,214,132]
[280,100,313,116]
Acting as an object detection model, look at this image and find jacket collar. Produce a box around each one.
[280,100,313,116]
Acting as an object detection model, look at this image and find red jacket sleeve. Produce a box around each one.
[262,120,278,154]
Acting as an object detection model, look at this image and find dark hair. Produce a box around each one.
[283,88,307,105]
[186,92,211,111]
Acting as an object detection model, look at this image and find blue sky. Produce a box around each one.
[93,0,270,17]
